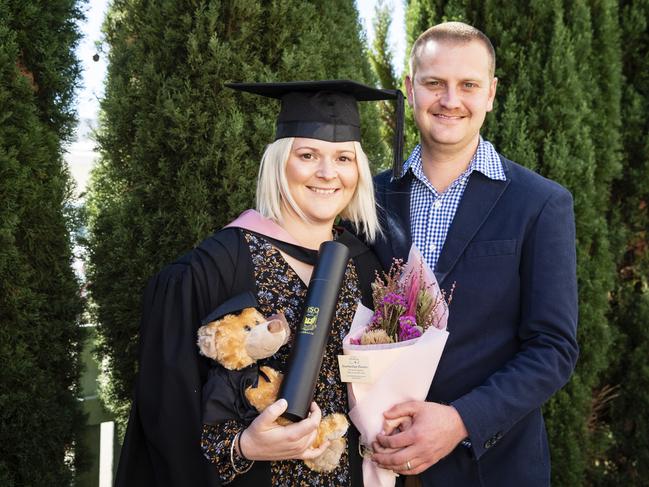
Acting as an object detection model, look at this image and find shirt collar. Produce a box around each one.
[401,137,507,183]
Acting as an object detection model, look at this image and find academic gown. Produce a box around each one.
[115,221,381,487]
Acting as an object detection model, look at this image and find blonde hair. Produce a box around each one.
[256,137,381,242]
[409,21,495,78]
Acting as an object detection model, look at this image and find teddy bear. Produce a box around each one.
[197,307,349,472]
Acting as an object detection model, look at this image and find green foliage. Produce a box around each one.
[87,0,383,429]
[589,0,649,484]
[370,1,398,90]
[405,1,625,484]
[0,1,85,485]
[368,0,401,172]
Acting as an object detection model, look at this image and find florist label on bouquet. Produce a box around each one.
[337,355,372,383]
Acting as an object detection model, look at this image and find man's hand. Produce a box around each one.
[371,401,468,475]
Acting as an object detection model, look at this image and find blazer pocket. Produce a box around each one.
[465,239,517,258]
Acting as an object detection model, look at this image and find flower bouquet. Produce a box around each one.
[340,245,451,487]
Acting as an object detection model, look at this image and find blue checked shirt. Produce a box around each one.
[405,138,507,271]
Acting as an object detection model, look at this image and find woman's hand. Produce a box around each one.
[382,415,413,436]
[238,399,330,461]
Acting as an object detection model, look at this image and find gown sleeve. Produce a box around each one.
[115,229,248,487]
[199,359,267,483]
[201,421,248,484]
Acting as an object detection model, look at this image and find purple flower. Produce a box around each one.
[383,292,407,307]
[370,309,383,326]
[398,315,422,342]
[399,315,417,327]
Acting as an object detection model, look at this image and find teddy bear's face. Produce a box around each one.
[197,308,289,370]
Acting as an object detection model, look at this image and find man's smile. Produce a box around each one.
[433,113,466,121]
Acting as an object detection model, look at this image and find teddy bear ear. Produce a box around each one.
[201,291,259,326]
[197,324,218,359]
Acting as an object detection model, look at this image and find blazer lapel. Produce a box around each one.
[435,171,510,286]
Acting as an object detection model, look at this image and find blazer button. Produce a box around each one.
[484,433,501,449]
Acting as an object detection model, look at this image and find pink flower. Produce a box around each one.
[406,271,420,317]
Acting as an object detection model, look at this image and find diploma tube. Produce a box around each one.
[279,240,351,421]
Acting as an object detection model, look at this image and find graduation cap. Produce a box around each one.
[201,291,259,326]
[226,80,405,178]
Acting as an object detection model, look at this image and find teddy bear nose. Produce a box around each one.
[267,320,282,333]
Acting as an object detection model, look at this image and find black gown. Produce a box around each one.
[115,226,381,487]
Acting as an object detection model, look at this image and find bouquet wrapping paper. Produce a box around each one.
[342,245,449,487]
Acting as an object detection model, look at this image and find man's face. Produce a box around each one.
[405,39,497,154]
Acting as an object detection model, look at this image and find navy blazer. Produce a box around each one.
[371,154,579,486]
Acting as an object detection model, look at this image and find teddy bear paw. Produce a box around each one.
[319,413,349,441]
[304,437,346,472]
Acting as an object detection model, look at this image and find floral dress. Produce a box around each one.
[201,232,362,486]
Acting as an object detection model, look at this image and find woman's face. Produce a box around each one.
[283,137,359,227]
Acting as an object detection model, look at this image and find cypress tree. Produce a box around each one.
[368,0,401,171]
[87,0,383,429]
[0,0,85,485]
[403,0,435,149]
[593,0,649,484]
[403,1,622,484]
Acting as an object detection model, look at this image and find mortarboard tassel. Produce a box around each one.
[392,91,405,179]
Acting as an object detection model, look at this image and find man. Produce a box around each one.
[369,22,578,486]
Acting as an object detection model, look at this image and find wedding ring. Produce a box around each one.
[406,460,412,470]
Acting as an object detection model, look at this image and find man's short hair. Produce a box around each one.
[255,137,381,242]
[409,21,496,78]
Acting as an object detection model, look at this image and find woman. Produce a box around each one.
[115,80,404,486]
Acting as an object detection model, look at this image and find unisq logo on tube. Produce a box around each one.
[301,306,320,334]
